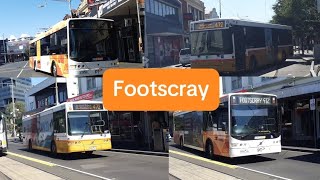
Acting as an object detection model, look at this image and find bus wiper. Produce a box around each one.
[81,122,90,138]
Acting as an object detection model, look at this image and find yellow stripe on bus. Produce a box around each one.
[169,150,238,169]
[6,152,56,167]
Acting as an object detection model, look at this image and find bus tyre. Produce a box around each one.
[28,140,32,151]
[282,51,287,62]
[51,63,57,77]
[205,141,214,159]
[50,142,58,157]
[85,151,93,156]
[34,61,37,72]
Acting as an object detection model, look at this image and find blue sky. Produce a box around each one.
[203,0,277,22]
[0,0,80,39]
[31,77,47,86]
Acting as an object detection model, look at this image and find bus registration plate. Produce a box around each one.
[89,146,97,150]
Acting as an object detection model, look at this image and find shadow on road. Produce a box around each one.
[170,144,276,165]
[286,153,320,164]
[19,148,108,161]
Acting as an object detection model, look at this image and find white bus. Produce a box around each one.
[22,101,112,156]
[190,18,293,72]
[29,18,119,77]
[173,92,281,158]
[0,113,8,154]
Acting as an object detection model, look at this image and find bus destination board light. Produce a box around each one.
[194,21,225,30]
[231,95,277,105]
[73,104,104,110]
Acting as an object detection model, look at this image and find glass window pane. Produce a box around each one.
[146,0,150,13]
[155,1,159,15]
[150,0,154,14]
[159,3,163,16]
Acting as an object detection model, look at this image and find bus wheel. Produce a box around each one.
[51,63,57,77]
[50,142,58,157]
[179,137,183,148]
[85,151,93,156]
[34,61,38,72]
[205,141,214,159]
[282,52,287,62]
[28,140,32,151]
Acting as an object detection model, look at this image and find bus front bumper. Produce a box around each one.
[229,145,281,158]
[56,140,112,153]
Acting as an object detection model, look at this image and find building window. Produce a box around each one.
[154,1,159,15]
[231,77,242,90]
[146,0,150,13]
[150,0,155,14]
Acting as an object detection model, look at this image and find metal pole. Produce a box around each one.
[136,0,143,64]
[11,78,16,138]
[145,112,151,150]
[55,78,59,105]
[313,95,317,148]
[2,34,7,64]
[69,0,72,16]
[219,0,222,18]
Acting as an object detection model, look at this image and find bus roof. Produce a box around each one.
[191,18,292,30]
[29,17,114,44]
[22,100,105,120]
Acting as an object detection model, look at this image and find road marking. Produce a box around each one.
[238,166,292,180]
[55,164,114,180]
[7,152,115,180]
[169,150,237,169]
[6,152,56,167]
[16,61,29,78]
[104,150,169,158]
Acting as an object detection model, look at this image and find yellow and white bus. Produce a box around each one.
[190,18,293,72]
[29,18,119,77]
[0,113,8,154]
[22,101,112,156]
[173,92,281,158]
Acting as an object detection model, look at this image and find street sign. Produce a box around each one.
[310,98,316,110]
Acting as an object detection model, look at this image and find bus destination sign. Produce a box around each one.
[194,21,225,30]
[73,104,103,110]
[232,95,276,105]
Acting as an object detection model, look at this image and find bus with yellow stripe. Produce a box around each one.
[29,18,119,77]
[190,18,293,73]
[173,92,281,158]
[22,101,112,157]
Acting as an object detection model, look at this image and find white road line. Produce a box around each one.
[55,164,115,180]
[17,61,29,78]
[238,166,292,180]
[101,150,169,159]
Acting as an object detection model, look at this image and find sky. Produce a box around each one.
[0,0,80,39]
[203,0,277,23]
[31,77,47,86]
[0,0,278,39]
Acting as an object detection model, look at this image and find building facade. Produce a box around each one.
[222,76,320,148]
[145,0,184,67]
[0,39,8,65]
[0,78,32,112]
[6,36,34,63]
[205,8,219,19]
[181,0,205,48]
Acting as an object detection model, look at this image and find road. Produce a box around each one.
[5,141,168,180]
[169,143,320,180]
[165,57,319,77]
[0,61,143,78]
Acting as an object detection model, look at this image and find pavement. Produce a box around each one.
[0,156,64,180]
[170,157,240,180]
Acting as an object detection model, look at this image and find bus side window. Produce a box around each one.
[217,109,228,132]
[207,111,217,130]
[53,110,66,133]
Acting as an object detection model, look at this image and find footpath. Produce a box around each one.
[0,156,63,180]
[169,157,241,180]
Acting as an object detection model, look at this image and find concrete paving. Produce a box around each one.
[169,157,240,180]
[0,156,63,180]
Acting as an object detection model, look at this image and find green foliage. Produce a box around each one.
[5,102,26,127]
[272,0,320,40]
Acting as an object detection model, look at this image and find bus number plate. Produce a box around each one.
[89,146,96,150]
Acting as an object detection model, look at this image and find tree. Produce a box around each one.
[5,102,26,129]
[271,0,320,54]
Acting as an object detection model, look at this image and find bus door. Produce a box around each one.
[216,108,229,156]
[233,26,246,71]
[265,28,275,64]
[183,112,193,146]
[36,41,41,68]
[272,29,279,62]
[191,112,204,148]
